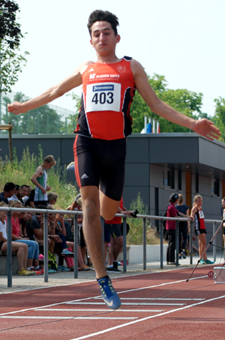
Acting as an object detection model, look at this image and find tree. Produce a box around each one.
[213,97,225,142]
[0,0,29,124]
[130,73,204,133]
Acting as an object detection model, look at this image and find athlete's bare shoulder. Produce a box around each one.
[78,60,94,75]
[130,58,146,77]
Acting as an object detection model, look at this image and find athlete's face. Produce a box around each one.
[196,198,202,207]
[90,21,120,56]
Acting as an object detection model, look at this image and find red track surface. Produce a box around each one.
[0,265,224,340]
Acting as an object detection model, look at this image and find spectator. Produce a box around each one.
[0,202,34,276]
[22,185,33,206]
[105,197,133,272]
[166,193,191,265]
[18,185,29,204]
[48,192,58,205]
[191,195,214,264]
[24,189,35,208]
[8,184,20,202]
[175,194,190,258]
[9,200,43,273]
[0,182,15,204]
[31,155,56,207]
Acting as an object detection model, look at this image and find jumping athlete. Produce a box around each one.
[8,10,220,309]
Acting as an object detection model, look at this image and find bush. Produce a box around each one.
[126,192,160,245]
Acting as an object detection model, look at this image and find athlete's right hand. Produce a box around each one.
[7,102,26,115]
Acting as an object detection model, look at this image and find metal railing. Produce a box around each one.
[0,206,223,287]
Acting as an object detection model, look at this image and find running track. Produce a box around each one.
[0,265,224,340]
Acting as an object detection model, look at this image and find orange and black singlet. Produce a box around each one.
[75,56,136,140]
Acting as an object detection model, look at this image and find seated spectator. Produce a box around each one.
[22,185,33,206]
[8,184,20,202]
[0,202,34,276]
[18,185,29,204]
[0,182,15,204]
[47,192,58,205]
[24,189,35,208]
[8,200,43,274]
[55,211,90,271]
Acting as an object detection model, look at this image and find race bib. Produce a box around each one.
[86,82,121,112]
[199,211,204,219]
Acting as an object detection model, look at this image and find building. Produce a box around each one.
[0,132,224,244]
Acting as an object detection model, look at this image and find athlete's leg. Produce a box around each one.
[198,233,207,260]
[80,185,106,279]
[100,192,120,221]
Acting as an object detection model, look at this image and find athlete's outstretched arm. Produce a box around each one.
[7,61,92,115]
[131,59,220,141]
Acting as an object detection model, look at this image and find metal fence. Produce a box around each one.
[0,206,223,288]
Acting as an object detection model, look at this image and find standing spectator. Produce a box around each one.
[0,182,15,204]
[31,155,56,207]
[175,194,190,258]
[166,193,191,265]
[0,202,34,276]
[191,195,214,264]
[221,198,225,245]
[105,197,133,272]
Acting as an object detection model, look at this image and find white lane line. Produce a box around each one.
[0,274,207,317]
[0,316,137,320]
[68,302,186,306]
[69,294,225,340]
[35,308,164,313]
[94,297,205,301]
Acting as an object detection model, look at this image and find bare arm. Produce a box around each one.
[7,61,92,115]
[31,166,45,194]
[131,59,220,141]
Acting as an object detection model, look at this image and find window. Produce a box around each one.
[163,168,174,188]
[212,177,219,196]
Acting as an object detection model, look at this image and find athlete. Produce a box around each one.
[191,195,214,264]
[8,10,220,309]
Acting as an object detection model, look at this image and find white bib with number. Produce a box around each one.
[199,210,204,219]
[86,82,121,113]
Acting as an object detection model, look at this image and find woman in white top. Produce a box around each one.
[0,202,34,276]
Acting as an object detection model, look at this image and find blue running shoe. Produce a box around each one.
[97,276,121,310]
[199,259,207,264]
[205,259,214,264]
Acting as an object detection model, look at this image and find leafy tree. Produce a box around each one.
[0,0,29,93]
[213,97,225,142]
[130,73,204,133]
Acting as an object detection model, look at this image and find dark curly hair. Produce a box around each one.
[87,10,119,36]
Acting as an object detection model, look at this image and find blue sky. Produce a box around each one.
[12,0,225,116]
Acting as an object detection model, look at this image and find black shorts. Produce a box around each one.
[195,228,207,236]
[0,241,4,251]
[73,135,126,201]
[104,222,123,238]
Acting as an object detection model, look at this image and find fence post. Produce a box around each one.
[190,221,193,265]
[122,217,127,273]
[143,218,146,270]
[7,210,12,287]
[44,212,49,282]
[175,220,179,266]
[213,222,216,262]
[73,214,78,278]
[160,219,163,269]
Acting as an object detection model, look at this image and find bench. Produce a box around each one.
[0,251,19,275]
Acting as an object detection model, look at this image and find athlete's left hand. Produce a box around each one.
[192,119,220,141]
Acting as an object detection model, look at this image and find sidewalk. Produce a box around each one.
[1,254,221,294]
